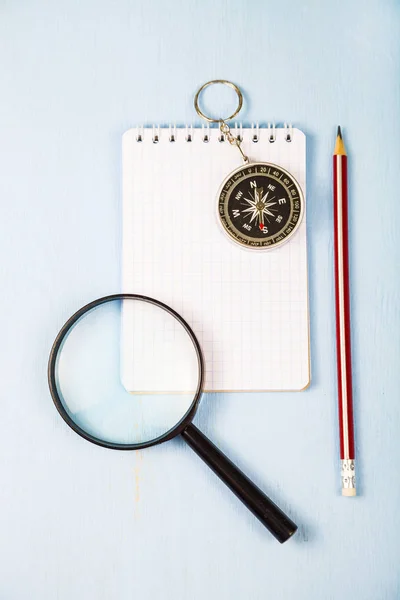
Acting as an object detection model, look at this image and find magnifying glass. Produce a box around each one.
[48,294,297,543]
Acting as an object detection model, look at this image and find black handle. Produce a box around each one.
[181,424,297,543]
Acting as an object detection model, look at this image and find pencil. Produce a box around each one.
[333,127,356,496]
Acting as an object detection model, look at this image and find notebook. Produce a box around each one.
[122,124,310,392]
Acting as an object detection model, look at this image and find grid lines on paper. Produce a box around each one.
[122,126,310,392]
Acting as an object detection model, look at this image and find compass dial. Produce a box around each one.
[217,163,304,249]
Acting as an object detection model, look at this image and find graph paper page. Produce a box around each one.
[122,126,310,392]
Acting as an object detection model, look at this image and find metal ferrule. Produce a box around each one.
[341,459,356,492]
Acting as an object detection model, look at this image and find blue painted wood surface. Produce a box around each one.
[0,1,399,598]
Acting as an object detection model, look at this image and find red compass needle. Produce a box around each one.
[255,188,265,230]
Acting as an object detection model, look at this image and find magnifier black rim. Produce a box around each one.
[48,293,205,451]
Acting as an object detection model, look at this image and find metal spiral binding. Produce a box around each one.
[152,124,160,144]
[185,124,193,142]
[251,123,259,143]
[202,123,210,142]
[135,123,293,143]
[136,125,144,142]
[284,122,293,142]
[169,124,177,142]
[234,122,243,142]
[268,123,276,143]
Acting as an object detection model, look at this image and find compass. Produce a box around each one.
[217,162,304,249]
[194,80,304,250]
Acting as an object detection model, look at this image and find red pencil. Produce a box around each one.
[333,127,356,497]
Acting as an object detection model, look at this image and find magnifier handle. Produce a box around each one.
[181,424,297,543]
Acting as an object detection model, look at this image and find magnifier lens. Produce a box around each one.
[54,298,200,446]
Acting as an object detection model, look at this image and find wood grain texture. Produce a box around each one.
[0,0,400,598]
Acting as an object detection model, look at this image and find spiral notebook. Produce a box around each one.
[122,124,310,392]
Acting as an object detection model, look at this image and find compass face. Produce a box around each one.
[217,162,304,249]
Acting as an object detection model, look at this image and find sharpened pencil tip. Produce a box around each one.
[334,126,347,155]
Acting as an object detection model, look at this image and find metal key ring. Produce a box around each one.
[194,80,243,123]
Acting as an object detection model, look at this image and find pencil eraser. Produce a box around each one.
[342,487,356,497]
